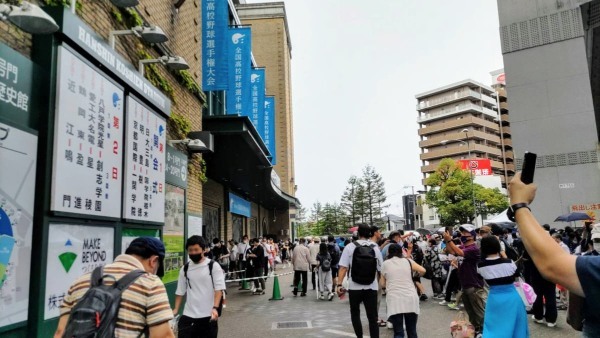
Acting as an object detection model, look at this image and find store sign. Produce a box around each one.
[458,159,492,176]
[123,96,166,223]
[0,43,41,129]
[59,10,170,115]
[570,203,599,221]
[121,228,160,254]
[166,146,188,188]
[45,224,114,319]
[201,0,228,91]
[229,193,251,218]
[163,185,185,284]
[51,47,124,218]
[0,122,37,328]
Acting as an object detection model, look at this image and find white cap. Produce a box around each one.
[459,224,476,233]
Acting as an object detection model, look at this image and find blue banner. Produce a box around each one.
[264,96,276,165]
[229,193,251,217]
[202,0,228,90]
[249,68,265,136]
[226,27,252,116]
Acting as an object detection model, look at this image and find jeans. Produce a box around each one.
[445,269,460,302]
[461,287,487,332]
[388,313,418,338]
[431,276,443,295]
[293,270,308,294]
[178,315,218,338]
[348,289,379,338]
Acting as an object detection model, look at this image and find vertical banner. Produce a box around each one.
[202,0,228,90]
[51,47,124,218]
[123,96,166,223]
[264,97,276,164]
[226,27,252,116]
[0,123,36,328]
[44,224,114,319]
[249,68,266,136]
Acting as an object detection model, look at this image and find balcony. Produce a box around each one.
[416,89,481,111]
[421,163,439,173]
[496,88,507,98]
[505,163,516,172]
[419,116,500,136]
[502,126,511,135]
[500,114,510,123]
[504,150,514,158]
[503,138,512,148]
[420,144,502,161]
[500,102,509,111]
[417,102,498,123]
[419,130,501,148]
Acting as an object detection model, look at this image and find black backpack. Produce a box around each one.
[63,266,145,338]
[350,243,377,285]
[501,239,519,262]
[183,259,224,316]
[327,243,340,266]
[320,253,332,272]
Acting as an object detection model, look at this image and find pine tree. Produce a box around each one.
[360,165,388,225]
[341,175,360,226]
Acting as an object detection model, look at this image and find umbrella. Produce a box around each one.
[348,226,358,233]
[554,212,593,222]
[496,222,516,230]
[415,228,432,236]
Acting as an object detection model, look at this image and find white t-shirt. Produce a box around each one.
[237,242,250,261]
[175,258,226,319]
[339,240,384,291]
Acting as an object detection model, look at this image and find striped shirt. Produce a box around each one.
[477,257,517,286]
[60,254,174,337]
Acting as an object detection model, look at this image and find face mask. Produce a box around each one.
[460,236,470,243]
[594,243,600,252]
[189,253,202,263]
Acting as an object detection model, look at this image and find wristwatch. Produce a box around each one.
[212,306,220,310]
[507,203,530,222]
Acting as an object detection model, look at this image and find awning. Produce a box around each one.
[200,115,299,210]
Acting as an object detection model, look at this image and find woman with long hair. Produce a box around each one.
[477,236,529,337]
[380,244,425,338]
[316,242,334,300]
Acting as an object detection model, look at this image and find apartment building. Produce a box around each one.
[416,79,514,187]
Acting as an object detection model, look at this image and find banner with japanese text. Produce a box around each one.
[201,0,228,90]
[264,96,276,164]
[458,159,492,176]
[226,27,252,116]
[249,68,265,136]
[123,96,166,223]
[51,47,124,218]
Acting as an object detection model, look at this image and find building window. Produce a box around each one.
[203,91,225,116]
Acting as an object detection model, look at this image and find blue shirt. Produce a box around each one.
[576,255,600,334]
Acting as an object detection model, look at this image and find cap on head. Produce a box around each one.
[127,237,165,277]
[459,224,477,238]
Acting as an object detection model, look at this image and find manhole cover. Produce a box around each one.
[272,321,312,330]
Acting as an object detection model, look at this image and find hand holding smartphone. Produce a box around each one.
[521,152,537,184]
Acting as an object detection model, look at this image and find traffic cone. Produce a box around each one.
[239,277,250,290]
[269,275,284,301]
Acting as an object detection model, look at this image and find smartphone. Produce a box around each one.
[521,152,537,184]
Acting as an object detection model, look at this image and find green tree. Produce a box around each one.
[425,158,509,226]
[341,176,360,226]
[360,165,388,225]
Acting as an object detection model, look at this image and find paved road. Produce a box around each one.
[217,265,579,337]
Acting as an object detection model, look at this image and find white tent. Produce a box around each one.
[484,209,513,225]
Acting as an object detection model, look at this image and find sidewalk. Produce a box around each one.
[217,264,580,337]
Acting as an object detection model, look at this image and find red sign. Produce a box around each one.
[458,159,492,176]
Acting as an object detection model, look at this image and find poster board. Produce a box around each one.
[163,185,185,284]
[0,122,37,327]
[187,214,203,239]
[51,46,124,218]
[123,96,166,223]
[44,224,114,319]
[121,228,160,254]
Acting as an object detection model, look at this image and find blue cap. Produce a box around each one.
[128,237,165,277]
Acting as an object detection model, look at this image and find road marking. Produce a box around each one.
[323,329,369,337]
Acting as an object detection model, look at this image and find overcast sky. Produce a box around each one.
[247,0,504,216]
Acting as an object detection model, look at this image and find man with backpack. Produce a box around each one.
[54,237,175,338]
[327,235,341,293]
[173,235,226,338]
[338,224,384,338]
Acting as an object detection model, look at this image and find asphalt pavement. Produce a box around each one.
[217,264,580,338]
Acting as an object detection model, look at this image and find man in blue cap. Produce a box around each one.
[443,224,487,337]
[54,237,175,338]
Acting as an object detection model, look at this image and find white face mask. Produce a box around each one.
[593,242,600,252]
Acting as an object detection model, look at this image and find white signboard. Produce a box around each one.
[51,47,124,218]
[44,224,114,319]
[123,96,166,222]
[0,123,36,327]
[188,215,203,239]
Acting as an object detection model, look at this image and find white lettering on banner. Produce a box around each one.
[0,56,29,112]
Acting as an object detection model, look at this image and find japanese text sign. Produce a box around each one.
[249,68,266,138]
[226,27,252,116]
[166,146,188,188]
[458,159,492,176]
[264,96,276,164]
[202,0,228,90]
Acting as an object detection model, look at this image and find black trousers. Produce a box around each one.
[445,268,460,302]
[348,289,379,338]
[293,270,308,294]
[531,268,558,323]
[311,264,318,289]
[178,315,218,338]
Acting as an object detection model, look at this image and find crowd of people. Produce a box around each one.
[52,173,600,338]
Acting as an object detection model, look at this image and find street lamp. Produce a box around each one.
[440,132,477,225]
[138,55,189,76]
[0,1,59,34]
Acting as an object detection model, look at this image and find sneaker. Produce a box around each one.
[319,294,325,300]
[292,290,297,297]
[547,322,557,328]
[447,302,460,310]
[531,315,544,324]
[328,292,334,301]
[438,300,448,306]
[300,293,306,297]
[419,294,428,301]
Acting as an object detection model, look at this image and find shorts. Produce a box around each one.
[331,267,338,278]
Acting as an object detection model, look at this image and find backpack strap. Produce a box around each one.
[114,269,145,291]
[91,266,104,287]
[184,262,191,289]
[208,259,216,290]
